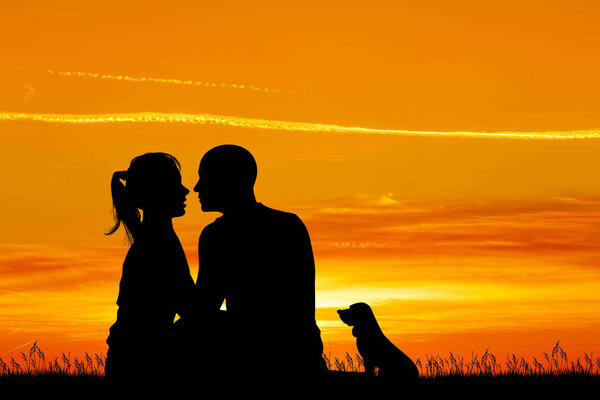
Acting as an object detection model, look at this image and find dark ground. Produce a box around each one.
[2,371,599,398]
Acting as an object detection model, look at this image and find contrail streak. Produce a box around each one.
[5,66,313,96]
[1,112,599,140]
[3,339,36,356]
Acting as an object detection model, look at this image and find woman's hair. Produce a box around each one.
[106,152,182,244]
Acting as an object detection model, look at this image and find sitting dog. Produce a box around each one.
[337,302,419,380]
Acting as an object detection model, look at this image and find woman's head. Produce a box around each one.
[106,152,189,242]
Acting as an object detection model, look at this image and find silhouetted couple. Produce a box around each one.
[104,145,326,386]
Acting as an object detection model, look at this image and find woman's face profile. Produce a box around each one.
[140,163,190,218]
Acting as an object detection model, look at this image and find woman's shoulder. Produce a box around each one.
[123,236,159,263]
[133,227,175,246]
[127,229,183,265]
[122,236,169,278]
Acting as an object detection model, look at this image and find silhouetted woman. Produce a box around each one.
[104,153,194,382]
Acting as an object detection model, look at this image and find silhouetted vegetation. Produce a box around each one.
[0,341,105,377]
[1,341,599,395]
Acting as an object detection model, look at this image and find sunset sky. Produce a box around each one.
[1,1,600,366]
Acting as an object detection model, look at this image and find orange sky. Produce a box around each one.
[1,1,600,366]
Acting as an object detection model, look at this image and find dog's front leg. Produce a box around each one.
[364,360,376,375]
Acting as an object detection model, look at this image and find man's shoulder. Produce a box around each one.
[199,204,306,241]
[257,203,303,225]
[199,215,226,240]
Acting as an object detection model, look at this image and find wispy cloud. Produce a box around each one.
[5,66,313,96]
[1,112,599,139]
[296,194,600,264]
[0,246,124,293]
[3,339,37,356]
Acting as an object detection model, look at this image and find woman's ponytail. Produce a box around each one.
[105,170,141,244]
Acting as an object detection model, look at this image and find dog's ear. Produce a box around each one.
[349,302,371,311]
[350,303,377,323]
[350,302,371,314]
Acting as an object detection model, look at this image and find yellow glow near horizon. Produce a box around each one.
[2,112,600,140]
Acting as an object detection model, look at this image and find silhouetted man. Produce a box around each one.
[193,144,326,379]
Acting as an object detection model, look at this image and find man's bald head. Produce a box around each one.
[194,145,258,213]
[200,145,257,187]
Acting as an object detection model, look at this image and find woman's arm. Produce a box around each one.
[173,264,197,320]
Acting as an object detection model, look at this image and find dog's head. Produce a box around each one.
[337,302,375,327]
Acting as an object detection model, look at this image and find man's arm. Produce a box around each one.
[196,226,226,313]
[291,215,317,322]
[290,214,325,364]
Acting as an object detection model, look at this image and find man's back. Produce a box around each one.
[197,202,325,373]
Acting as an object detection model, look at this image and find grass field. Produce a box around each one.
[1,341,599,397]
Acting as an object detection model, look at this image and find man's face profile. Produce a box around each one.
[194,165,224,212]
[193,145,258,213]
